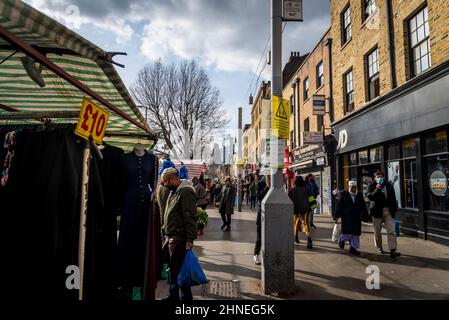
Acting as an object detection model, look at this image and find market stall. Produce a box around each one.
[0,0,161,301]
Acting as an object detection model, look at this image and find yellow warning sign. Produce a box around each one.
[272,95,290,139]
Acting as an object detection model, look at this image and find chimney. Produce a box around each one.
[289,51,301,62]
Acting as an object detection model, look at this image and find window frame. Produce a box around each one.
[316,61,324,88]
[341,4,352,45]
[408,6,431,77]
[366,47,380,101]
[303,77,309,101]
[290,94,295,115]
[363,0,377,22]
[304,117,310,132]
[344,68,354,113]
[317,115,324,132]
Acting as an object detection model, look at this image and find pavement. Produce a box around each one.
[156,203,449,300]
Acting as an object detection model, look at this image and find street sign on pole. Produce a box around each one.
[272,96,290,139]
[282,0,303,21]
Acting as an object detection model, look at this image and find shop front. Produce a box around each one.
[333,62,449,245]
[289,144,331,215]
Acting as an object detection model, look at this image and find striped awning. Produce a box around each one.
[0,0,155,151]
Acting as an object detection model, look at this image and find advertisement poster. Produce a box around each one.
[388,161,402,208]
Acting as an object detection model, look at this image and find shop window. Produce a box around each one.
[403,159,419,209]
[350,152,358,165]
[402,138,417,158]
[424,155,449,212]
[387,161,402,209]
[359,150,369,165]
[387,143,401,160]
[370,147,381,163]
[425,130,448,154]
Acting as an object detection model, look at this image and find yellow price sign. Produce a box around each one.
[272,96,290,139]
[75,97,109,144]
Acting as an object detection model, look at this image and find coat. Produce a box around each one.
[367,181,398,218]
[288,185,312,215]
[194,182,208,206]
[219,184,236,215]
[163,180,198,243]
[334,190,368,236]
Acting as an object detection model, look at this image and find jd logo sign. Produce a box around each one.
[336,129,348,151]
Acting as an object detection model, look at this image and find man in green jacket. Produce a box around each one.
[161,167,197,301]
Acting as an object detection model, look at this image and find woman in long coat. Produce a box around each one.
[219,176,236,231]
[334,180,369,255]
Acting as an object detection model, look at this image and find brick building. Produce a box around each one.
[330,0,449,244]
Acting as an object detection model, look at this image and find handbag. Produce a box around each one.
[331,221,341,242]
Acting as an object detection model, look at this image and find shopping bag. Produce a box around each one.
[331,222,341,242]
[394,218,400,237]
[177,249,208,287]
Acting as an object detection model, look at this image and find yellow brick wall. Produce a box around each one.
[331,0,449,123]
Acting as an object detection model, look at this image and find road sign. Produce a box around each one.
[75,97,109,144]
[313,95,326,115]
[272,96,290,139]
[303,131,323,145]
[283,0,303,21]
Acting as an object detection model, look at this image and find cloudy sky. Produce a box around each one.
[24,0,330,136]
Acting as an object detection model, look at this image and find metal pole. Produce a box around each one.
[238,107,243,212]
[261,0,294,295]
[78,140,91,300]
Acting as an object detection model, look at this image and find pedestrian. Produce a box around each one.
[193,176,208,210]
[179,161,188,180]
[156,182,170,234]
[210,182,215,204]
[367,171,402,258]
[307,174,319,230]
[334,181,369,255]
[160,167,197,301]
[219,176,236,231]
[288,176,314,249]
[249,180,257,210]
[213,182,222,207]
[254,175,270,265]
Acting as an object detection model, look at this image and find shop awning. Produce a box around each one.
[0,0,155,151]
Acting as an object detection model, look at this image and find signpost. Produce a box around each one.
[282,0,303,21]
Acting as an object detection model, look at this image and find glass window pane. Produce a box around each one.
[425,130,448,154]
[402,138,417,158]
[417,25,425,42]
[370,147,381,163]
[403,159,419,208]
[410,17,417,32]
[350,152,357,165]
[417,10,424,27]
[420,41,428,55]
[388,143,401,160]
[359,150,369,164]
[421,54,429,71]
[411,31,417,47]
[424,156,449,211]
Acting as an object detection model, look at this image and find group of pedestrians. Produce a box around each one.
[333,171,401,258]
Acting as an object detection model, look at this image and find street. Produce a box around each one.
[157,204,449,300]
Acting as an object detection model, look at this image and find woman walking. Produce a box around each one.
[288,176,314,249]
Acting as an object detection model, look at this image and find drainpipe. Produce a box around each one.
[386,0,397,89]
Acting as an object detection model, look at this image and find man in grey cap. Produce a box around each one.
[160,167,198,301]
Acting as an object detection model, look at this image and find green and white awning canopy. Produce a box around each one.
[0,0,155,151]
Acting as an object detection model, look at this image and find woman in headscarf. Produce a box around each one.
[334,180,369,255]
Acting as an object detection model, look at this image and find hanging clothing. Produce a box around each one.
[117,151,156,288]
[159,159,175,176]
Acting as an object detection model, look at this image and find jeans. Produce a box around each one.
[168,240,193,301]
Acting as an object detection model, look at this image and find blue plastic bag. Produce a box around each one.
[393,218,400,237]
[177,250,208,287]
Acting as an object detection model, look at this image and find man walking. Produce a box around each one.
[161,168,198,301]
[367,171,401,258]
[219,176,236,231]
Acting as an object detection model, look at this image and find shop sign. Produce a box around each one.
[429,170,448,196]
[336,128,348,151]
[75,97,109,144]
[303,131,323,145]
[316,157,325,166]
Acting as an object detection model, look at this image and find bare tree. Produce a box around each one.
[131,59,228,159]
